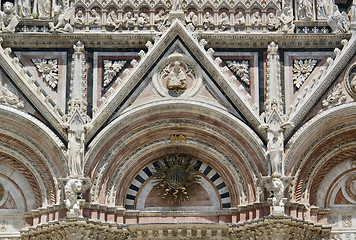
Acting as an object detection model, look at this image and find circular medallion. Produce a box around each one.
[0,184,4,202]
[166,165,188,189]
[152,52,202,98]
[345,176,356,201]
[344,62,356,98]
[152,155,200,204]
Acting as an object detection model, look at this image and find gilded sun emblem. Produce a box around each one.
[153,155,201,204]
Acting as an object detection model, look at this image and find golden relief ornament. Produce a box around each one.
[153,155,200,204]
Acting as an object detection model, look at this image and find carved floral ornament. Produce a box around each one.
[32,59,59,89]
[292,59,317,89]
[226,60,250,85]
[153,52,201,97]
[103,60,126,87]
[344,62,356,98]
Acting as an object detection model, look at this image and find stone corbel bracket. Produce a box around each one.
[0,37,66,137]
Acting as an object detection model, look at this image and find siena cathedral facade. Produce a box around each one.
[0,0,356,238]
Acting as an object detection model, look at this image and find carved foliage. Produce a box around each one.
[103,60,126,87]
[292,59,317,89]
[0,82,25,109]
[32,58,59,89]
[226,60,250,85]
[321,83,346,108]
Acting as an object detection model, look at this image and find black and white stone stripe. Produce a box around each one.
[125,160,231,209]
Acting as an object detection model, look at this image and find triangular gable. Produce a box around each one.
[285,36,356,139]
[14,51,68,115]
[106,39,244,120]
[0,41,66,137]
[87,20,263,141]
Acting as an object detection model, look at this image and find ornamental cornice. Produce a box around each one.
[0,32,350,49]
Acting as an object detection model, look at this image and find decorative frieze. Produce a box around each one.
[229,216,331,239]
[20,219,129,240]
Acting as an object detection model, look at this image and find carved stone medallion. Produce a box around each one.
[152,155,200,204]
[0,184,4,202]
[153,52,201,97]
[345,176,356,201]
[344,62,356,98]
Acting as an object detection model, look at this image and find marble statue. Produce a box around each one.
[74,10,85,26]
[271,177,284,207]
[64,179,83,215]
[185,12,198,31]
[33,0,51,18]
[166,61,187,90]
[154,10,168,31]
[49,6,74,33]
[123,12,136,29]
[328,4,350,33]
[297,0,313,19]
[171,0,183,11]
[0,2,19,33]
[203,12,214,29]
[267,12,279,30]
[88,9,101,26]
[137,13,149,28]
[235,12,245,26]
[67,130,85,177]
[279,6,295,33]
[317,0,328,19]
[107,10,121,29]
[219,12,230,31]
[266,131,283,176]
[251,12,262,26]
[18,0,31,17]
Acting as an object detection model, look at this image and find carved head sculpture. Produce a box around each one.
[158,10,165,16]
[3,2,14,14]
[53,5,62,15]
[77,10,83,17]
[91,9,97,16]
